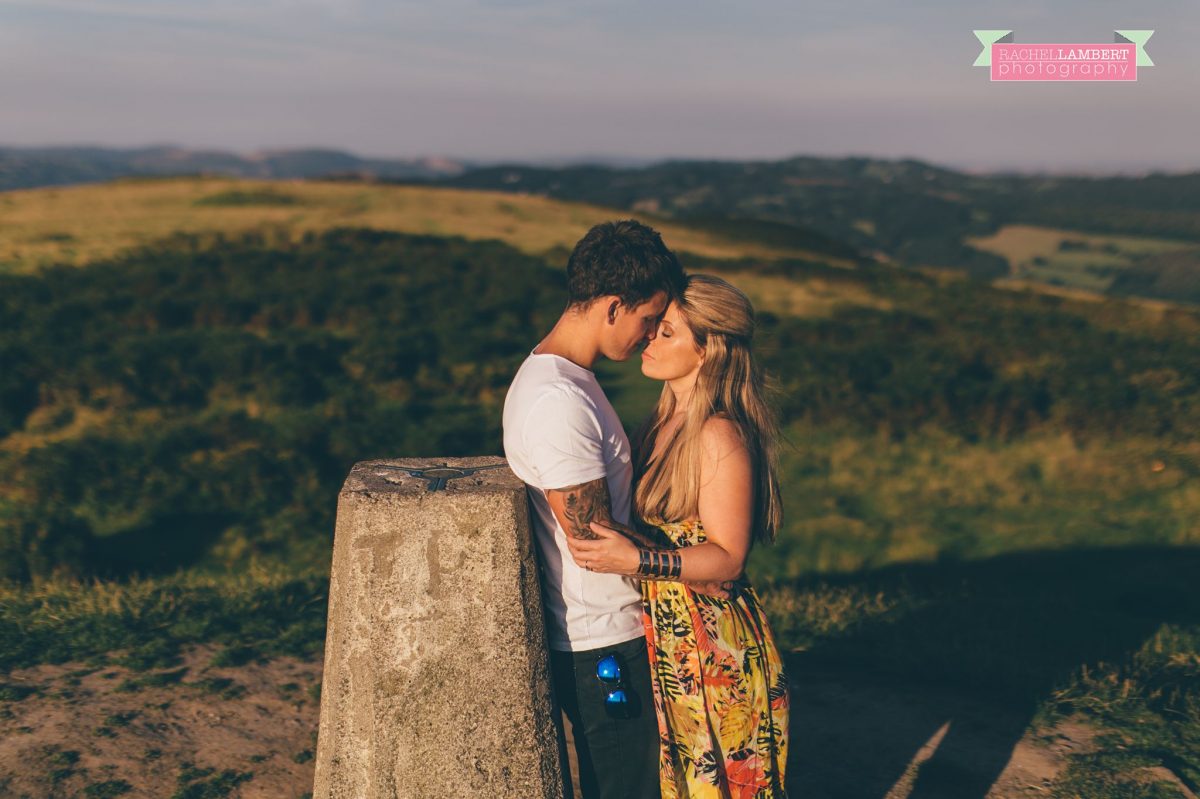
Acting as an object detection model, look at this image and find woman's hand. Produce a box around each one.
[564,521,642,575]
[566,521,734,600]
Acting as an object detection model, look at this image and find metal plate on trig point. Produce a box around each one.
[375,462,507,492]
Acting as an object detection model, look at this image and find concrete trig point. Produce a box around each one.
[313,456,568,799]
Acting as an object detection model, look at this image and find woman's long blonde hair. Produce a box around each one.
[631,274,783,545]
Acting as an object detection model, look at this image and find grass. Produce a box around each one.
[2,181,1197,796]
[598,353,1200,576]
[600,354,1200,795]
[595,323,1200,788]
[0,177,822,275]
[757,545,1200,797]
[756,422,1199,576]
[84,780,133,797]
[172,762,253,799]
[705,270,894,318]
[966,223,1198,294]
[1,422,1195,795]
[967,225,1189,269]
[192,189,305,208]
[0,561,328,673]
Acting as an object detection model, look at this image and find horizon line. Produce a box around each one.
[1,141,1197,180]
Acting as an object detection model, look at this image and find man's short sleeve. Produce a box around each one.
[521,386,608,490]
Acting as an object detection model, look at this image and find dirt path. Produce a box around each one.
[786,664,1097,798]
[0,644,1105,798]
[0,643,321,799]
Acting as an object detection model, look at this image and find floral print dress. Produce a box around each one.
[640,518,790,798]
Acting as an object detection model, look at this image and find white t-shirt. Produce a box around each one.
[502,351,645,652]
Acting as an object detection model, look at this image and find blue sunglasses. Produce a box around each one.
[596,653,631,717]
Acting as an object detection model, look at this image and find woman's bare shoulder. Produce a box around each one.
[699,415,747,459]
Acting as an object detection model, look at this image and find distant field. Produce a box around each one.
[704,270,894,318]
[967,223,1197,293]
[0,177,835,274]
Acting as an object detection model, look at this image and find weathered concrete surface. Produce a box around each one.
[313,456,566,799]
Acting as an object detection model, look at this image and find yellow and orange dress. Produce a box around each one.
[640,518,790,799]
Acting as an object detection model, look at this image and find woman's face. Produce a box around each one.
[641,301,703,382]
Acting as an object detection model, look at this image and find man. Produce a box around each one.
[503,219,718,799]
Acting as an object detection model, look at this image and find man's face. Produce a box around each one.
[603,290,669,362]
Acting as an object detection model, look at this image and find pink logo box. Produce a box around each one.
[972,30,1154,82]
[993,43,1135,81]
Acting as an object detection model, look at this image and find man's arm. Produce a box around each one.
[546,476,638,542]
[547,478,730,595]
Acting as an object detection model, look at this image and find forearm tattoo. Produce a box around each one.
[554,477,648,544]
[557,478,610,540]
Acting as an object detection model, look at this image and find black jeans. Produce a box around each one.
[549,635,660,799]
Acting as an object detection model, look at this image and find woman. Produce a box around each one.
[566,274,790,798]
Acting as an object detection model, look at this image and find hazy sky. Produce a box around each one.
[1,0,1197,173]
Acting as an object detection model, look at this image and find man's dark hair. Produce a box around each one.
[565,220,686,310]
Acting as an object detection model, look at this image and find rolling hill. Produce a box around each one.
[421,156,1200,303]
[6,147,1198,304]
[0,146,469,192]
[0,177,838,276]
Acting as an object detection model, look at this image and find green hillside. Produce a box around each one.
[0,177,829,276]
[429,156,1200,303]
[1,180,1198,797]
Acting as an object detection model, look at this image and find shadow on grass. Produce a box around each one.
[85,511,235,580]
[779,545,1200,799]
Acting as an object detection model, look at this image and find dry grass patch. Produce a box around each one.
[0,178,809,274]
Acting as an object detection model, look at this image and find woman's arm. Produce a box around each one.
[547,475,733,596]
[565,416,753,583]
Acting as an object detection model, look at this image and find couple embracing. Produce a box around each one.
[502,220,790,799]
